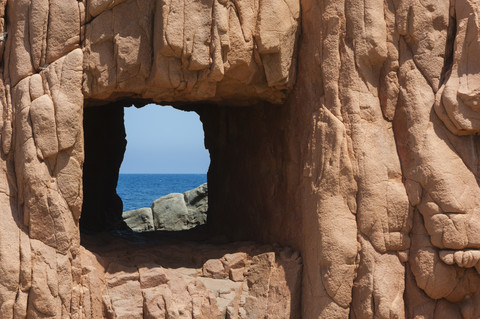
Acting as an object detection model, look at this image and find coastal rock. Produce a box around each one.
[151,183,208,231]
[184,183,208,216]
[80,238,302,319]
[151,193,189,231]
[4,0,480,317]
[122,183,208,232]
[122,207,154,232]
[82,0,300,104]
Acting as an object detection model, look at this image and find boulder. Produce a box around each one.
[151,183,208,231]
[151,193,190,231]
[184,183,208,216]
[122,207,154,232]
[122,183,209,232]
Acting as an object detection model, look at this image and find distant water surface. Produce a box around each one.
[117,174,207,211]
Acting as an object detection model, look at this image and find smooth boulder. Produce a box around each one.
[152,183,208,231]
[122,207,154,232]
[122,183,208,232]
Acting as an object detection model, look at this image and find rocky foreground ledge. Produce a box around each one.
[81,234,302,318]
[122,183,208,232]
[82,183,302,318]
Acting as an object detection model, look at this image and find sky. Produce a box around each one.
[119,104,210,174]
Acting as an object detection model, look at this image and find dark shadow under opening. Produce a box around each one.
[81,103,126,232]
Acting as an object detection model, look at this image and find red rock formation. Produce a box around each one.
[2,0,480,318]
[80,235,302,318]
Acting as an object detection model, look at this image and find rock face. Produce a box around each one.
[80,236,302,319]
[123,183,208,232]
[82,0,299,105]
[2,0,480,318]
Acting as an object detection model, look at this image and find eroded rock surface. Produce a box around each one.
[80,235,302,319]
[2,0,480,318]
[83,0,300,105]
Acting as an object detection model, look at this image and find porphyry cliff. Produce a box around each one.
[1,0,480,318]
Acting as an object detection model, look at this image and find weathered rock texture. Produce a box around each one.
[80,236,302,319]
[83,0,300,104]
[2,0,480,317]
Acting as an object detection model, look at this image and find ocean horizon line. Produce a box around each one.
[117,173,207,211]
[119,173,207,175]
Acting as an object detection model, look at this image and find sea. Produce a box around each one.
[117,174,207,212]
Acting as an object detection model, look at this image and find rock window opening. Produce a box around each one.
[77,102,303,318]
[80,102,210,233]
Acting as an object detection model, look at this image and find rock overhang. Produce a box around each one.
[82,0,301,106]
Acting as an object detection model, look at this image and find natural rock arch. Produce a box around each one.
[1,0,480,318]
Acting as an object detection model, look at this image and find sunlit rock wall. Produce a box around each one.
[1,0,84,317]
[82,0,300,105]
[204,0,480,317]
[2,0,480,318]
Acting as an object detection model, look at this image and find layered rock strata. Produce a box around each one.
[2,0,480,318]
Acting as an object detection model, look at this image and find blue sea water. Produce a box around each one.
[117,174,207,212]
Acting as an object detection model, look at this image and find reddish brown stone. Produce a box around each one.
[2,0,480,317]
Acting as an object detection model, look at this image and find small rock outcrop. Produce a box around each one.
[123,183,208,232]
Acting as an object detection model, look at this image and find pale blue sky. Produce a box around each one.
[119,104,210,174]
